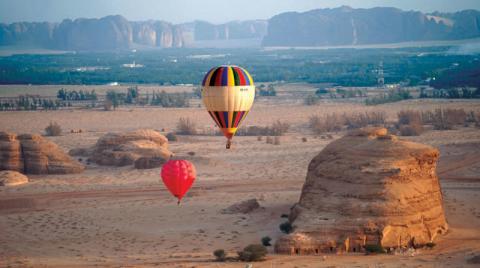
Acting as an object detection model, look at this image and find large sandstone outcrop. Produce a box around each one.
[275,127,448,254]
[0,170,29,186]
[0,132,84,174]
[91,129,172,167]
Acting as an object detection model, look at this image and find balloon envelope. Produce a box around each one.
[201,65,255,145]
[161,160,196,203]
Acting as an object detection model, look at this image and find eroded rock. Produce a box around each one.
[91,129,172,166]
[0,132,84,174]
[275,127,448,254]
[0,170,29,186]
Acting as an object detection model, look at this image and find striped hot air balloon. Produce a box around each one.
[201,65,255,149]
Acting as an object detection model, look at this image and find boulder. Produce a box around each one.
[222,199,261,214]
[0,132,84,174]
[275,127,448,255]
[91,129,172,166]
[0,170,29,186]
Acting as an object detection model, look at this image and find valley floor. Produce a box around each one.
[0,95,479,267]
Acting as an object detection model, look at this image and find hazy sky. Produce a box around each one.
[1,0,479,24]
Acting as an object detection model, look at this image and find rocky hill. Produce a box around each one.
[275,128,448,254]
[263,6,480,46]
[0,6,478,50]
[0,16,266,50]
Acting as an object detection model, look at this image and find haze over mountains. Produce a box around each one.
[0,6,479,51]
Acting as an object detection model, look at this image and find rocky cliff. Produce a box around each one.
[263,6,480,46]
[1,7,479,50]
[0,16,266,50]
[275,128,448,254]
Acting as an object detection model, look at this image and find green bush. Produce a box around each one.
[213,249,226,262]
[261,236,272,247]
[45,121,62,136]
[166,132,178,142]
[237,244,268,262]
[279,221,293,234]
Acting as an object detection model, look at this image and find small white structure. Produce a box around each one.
[122,61,144,68]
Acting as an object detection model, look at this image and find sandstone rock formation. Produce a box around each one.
[91,129,172,167]
[134,156,167,169]
[275,127,448,254]
[0,132,84,174]
[222,199,261,214]
[0,170,29,186]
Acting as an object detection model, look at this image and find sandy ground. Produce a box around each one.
[0,89,479,267]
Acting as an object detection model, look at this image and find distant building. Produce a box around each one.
[122,61,144,68]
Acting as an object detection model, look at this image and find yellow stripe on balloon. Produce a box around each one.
[205,69,216,86]
[227,67,235,86]
[242,67,254,85]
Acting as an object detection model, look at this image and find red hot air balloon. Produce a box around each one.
[161,160,196,204]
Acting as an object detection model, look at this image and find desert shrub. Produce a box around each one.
[103,100,113,111]
[429,109,467,130]
[45,121,62,136]
[365,88,412,106]
[273,136,281,145]
[399,123,424,136]
[302,137,307,142]
[467,255,480,264]
[176,117,197,135]
[150,91,190,107]
[344,111,386,129]
[266,136,273,144]
[237,244,268,262]
[309,114,344,134]
[187,151,196,156]
[213,249,227,262]
[238,120,289,136]
[398,110,422,125]
[425,242,436,249]
[166,132,178,141]
[304,94,319,105]
[270,120,290,136]
[279,221,293,234]
[364,244,386,254]
[261,236,272,247]
[106,90,125,109]
[257,84,277,96]
[257,136,262,141]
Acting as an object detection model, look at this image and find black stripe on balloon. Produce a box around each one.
[232,67,240,86]
[214,111,225,128]
[209,68,221,86]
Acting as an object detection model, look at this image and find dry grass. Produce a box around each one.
[238,120,290,136]
[176,117,197,135]
[309,111,386,134]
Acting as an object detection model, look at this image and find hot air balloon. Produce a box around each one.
[161,160,196,205]
[201,65,255,149]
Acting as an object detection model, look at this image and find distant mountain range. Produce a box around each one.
[0,6,479,51]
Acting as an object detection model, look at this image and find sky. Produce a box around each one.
[0,0,479,24]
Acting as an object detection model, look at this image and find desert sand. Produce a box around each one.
[0,84,479,267]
